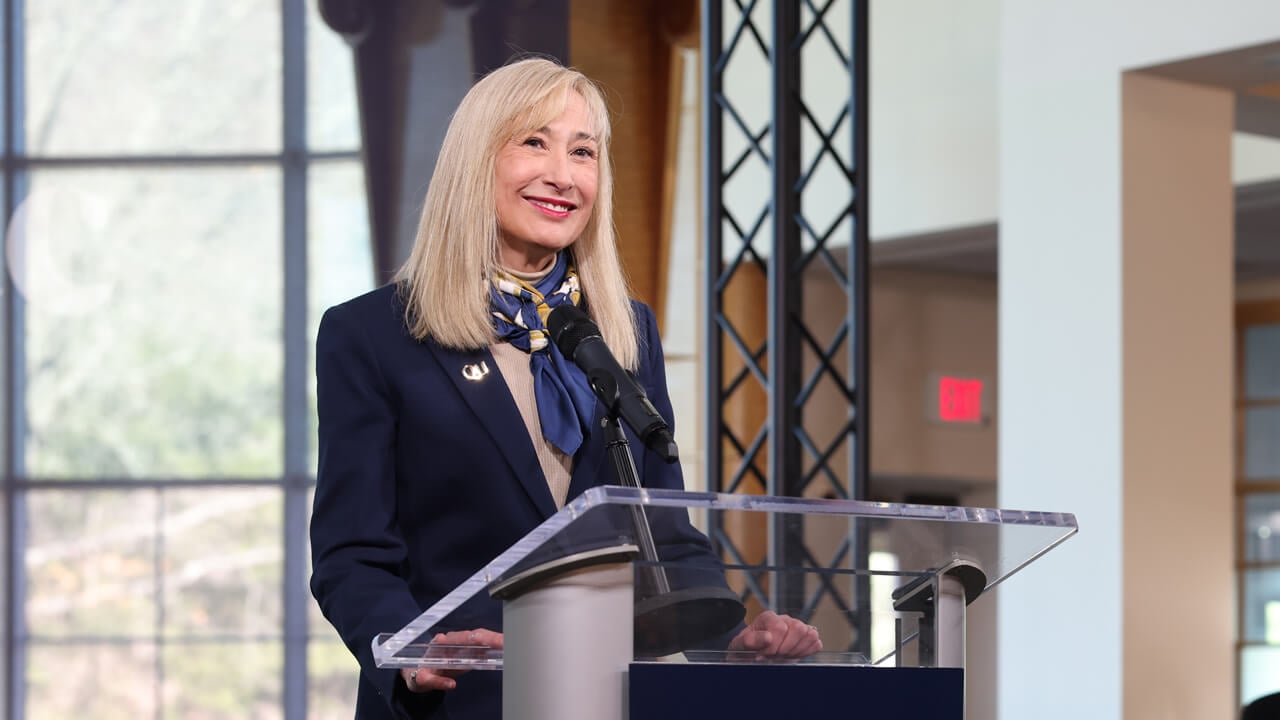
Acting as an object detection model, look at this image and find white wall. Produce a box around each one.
[999,3,1280,720]
[869,0,1000,240]
[869,4,1280,250]
[719,0,1003,246]
[1236,132,1280,184]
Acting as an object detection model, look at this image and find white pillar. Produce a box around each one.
[996,3,1276,717]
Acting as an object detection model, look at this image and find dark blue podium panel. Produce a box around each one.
[629,663,963,720]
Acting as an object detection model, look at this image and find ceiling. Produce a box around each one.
[874,40,1280,281]
[872,179,1280,281]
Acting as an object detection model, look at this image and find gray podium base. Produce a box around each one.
[501,560,635,720]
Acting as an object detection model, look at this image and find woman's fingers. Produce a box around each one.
[432,628,504,648]
[401,628,505,694]
[728,612,823,658]
[401,667,457,693]
[774,616,819,657]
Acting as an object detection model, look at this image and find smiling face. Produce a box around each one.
[493,92,600,273]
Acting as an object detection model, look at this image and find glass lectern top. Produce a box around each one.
[373,486,1077,670]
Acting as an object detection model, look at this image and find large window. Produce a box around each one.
[1237,302,1280,708]
[2,1,371,717]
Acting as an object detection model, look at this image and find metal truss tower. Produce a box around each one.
[703,0,871,653]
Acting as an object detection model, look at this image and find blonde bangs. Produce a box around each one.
[499,78,611,153]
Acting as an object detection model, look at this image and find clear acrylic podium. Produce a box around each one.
[373,486,1077,720]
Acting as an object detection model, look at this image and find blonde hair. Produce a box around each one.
[395,57,639,370]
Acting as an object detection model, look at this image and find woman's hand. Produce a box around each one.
[400,628,504,693]
[727,611,822,659]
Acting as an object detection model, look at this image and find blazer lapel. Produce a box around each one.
[426,343,559,519]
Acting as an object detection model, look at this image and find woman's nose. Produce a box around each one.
[541,153,574,191]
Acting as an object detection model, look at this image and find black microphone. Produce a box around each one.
[547,305,679,464]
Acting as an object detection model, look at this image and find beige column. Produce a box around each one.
[1121,72,1235,718]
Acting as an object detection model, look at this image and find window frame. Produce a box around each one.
[1235,300,1280,708]
[0,0,365,717]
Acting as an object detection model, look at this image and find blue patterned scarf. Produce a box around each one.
[490,254,597,457]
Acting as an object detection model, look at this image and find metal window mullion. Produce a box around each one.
[768,0,804,614]
[849,0,869,506]
[12,153,335,168]
[703,0,724,503]
[12,476,304,489]
[767,0,802,499]
[5,0,29,716]
[281,0,308,717]
[848,0,872,659]
[2,0,11,711]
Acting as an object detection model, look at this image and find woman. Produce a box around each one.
[310,57,819,720]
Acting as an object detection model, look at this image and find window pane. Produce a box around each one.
[1246,324,1280,400]
[1243,568,1280,644]
[307,3,361,151]
[1243,646,1280,706]
[162,642,282,719]
[309,639,360,719]
[26,642,157,719]
[1245,494,1280,564]
[1246,407,1280,480]
[307,160,372,474]
[163,488,282,637]
[308,161,373,330]
[25,489,157,637]
[20,167,282,478]
[25,1,281,154]
[0,171,7,472]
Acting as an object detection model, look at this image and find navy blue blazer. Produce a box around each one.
[310,283,707,720]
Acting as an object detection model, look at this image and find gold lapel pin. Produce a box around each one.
[462,361,490,382]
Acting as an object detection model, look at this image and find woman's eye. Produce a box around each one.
[522,137,545,148]
[572,147,596,158]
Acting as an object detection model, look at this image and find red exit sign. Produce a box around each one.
[931,375,986,424]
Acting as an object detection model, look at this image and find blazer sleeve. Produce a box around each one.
[633,302,718,564]
[633,302,683,493]
[633,303,747,648]
[310,303,433,718]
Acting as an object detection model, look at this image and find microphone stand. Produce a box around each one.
[588,370,745,657]
[591,370,671,597]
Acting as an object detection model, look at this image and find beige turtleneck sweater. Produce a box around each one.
[490,263,574,508]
